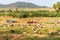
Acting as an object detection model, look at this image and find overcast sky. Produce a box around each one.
[0,0,60,7]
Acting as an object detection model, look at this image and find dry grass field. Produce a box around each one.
[0,8,59,40]
[0,16,60,40]
[0,16,60,28]
[0,8,55,11]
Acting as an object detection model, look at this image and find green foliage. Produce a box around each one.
[0,10,60,18]
[53,2,60,9]
[0,10,5,13]
[7,9,12,12]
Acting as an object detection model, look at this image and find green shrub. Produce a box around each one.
[0,10,60,18]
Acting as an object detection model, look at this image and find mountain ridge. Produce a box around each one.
[0,2,48,8]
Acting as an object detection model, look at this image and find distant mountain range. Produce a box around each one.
[0,2,48,8]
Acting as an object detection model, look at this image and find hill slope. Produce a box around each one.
[0,2,47,8]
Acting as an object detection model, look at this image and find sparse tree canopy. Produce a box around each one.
[53,2,60,9]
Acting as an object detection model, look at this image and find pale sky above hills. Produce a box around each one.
[0,0,60,7]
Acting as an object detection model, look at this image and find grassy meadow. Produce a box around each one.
[0,8,60,40]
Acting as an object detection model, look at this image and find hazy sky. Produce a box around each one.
[0,0,60,7]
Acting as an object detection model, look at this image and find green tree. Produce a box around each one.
[53,2,60,9]
[53,4,56,9]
